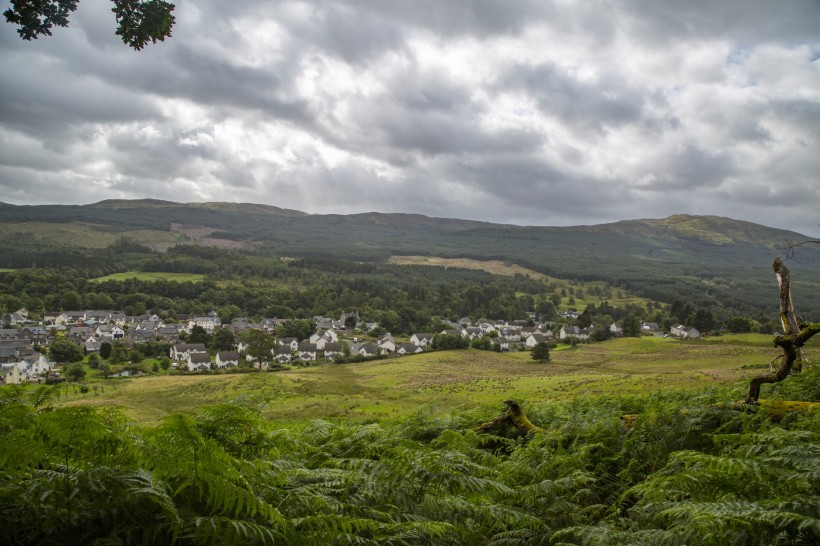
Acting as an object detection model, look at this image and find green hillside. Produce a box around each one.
[0,200,817,316]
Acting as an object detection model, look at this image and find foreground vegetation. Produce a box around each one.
[2,360,818,545]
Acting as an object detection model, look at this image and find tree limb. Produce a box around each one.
[745,258,819,403]
[475,400,544,435]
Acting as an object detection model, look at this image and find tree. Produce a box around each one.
[188,325,211,345]
[240,329,275,367]
[692,308,716,333]
[276,319,315,341]
[99,362,113,378]
[746,257,820,403]
[530,342,551,363]
[470,336,492,351]
[100,341,112,359]
[159,356,171,371]
[66,362,86,382]
[210,328,235,352]
[87,352,101,369]
[49,337,84,363]
[727,316,753,333]
[622,313,641,337]
[4,0,176,50]
[109,342,129,364]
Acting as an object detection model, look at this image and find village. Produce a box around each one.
[0,306,702,383]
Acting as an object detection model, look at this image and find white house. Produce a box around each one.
[410,333,434,348]
[377,334,396,353]
[187,352,212,372]
[397,343,423,355]
[493,336,511,352]
[274,346,293,363]
[215,351,239,369]
[170,343,208,362]
[1,362,25,384]
[297,342,318,361]
[322,342,344,360]
[525,334,548,348]
[351,342,378,357]
[188,316,221,333]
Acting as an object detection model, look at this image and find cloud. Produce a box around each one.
[0,0,818,237]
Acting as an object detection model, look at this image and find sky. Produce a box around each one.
[1,0,819,236]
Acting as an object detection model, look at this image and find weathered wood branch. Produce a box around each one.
[745,258,820,403]
[475,400,544,435]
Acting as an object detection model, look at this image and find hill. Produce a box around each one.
[0,200,818,315]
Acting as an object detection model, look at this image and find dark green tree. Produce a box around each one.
[188,325,211,345]
[65,362,86,382]
[86,352,101,369]
[530,342,551,363]
[470,336,492,350]
[3,0,176,50]
[276,319,315,341]
[99,341,112,359]
[159,356,171,371]
[49,337,84,363]
[727,316,753,333]
[240,329,275,365]
[210,328,235,352]
[622,313,642,337]
[109,342,129,364]
[99,362,113,378]
[692,308,716,333]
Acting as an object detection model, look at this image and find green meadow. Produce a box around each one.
[62,335,789,425]
[91,271,207,282]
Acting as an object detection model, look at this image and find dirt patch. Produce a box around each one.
[169,223,247,249]
[388,255,554,281]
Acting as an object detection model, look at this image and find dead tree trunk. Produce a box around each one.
[475,400,544,435]
[745,257,820,404]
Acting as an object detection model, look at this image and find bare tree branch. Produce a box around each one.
[745,257,820,403]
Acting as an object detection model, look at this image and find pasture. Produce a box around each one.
[91,271,206,282]
[61,335,790,425]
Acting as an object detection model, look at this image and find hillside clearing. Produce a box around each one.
[91,271,206,282]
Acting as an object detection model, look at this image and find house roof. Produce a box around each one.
[189,353,211,364]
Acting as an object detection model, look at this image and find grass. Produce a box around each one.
[91,271,206,282]
[388,255,651,307]
[56,335,790,425]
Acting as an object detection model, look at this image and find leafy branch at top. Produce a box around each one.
[3,0,175,50]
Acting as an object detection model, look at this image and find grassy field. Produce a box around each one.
[91,271,207,282]
[58,335,793,425]
[388,255,651,308]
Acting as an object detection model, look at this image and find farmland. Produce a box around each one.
[61,335,786,425]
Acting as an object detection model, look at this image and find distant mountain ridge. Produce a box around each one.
[0,199,817,316]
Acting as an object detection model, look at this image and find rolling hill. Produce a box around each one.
[0,200,818,315]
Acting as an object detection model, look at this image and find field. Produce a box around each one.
[388,255,652,308]
[61,335,790,425]
[91,271,207,282]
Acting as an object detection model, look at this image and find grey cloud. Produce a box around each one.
[505,63,648,136]
[636,145,735,190]
[623,0,820,44]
